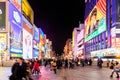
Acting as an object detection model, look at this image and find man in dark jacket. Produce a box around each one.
[9,58,28,80]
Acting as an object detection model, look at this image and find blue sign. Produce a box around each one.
[9,2,22,27]
[33,49,39,58]
[34,26,40,42]
[9,2,22,55]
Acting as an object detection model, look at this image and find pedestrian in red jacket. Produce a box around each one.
[33,60,41,75]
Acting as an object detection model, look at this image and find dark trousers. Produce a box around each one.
[53,69,56,74]
[111,71,119,77]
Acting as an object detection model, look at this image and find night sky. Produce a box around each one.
[27,0,85,54]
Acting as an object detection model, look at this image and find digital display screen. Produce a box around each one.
[9,3,22,57]
[39,28,45,46]
[22,0,33,24]
[84,0,106,42]
[23,29,33,59]
[34,25,40,42]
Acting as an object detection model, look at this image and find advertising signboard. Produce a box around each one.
[85,0,106,42]
[0,33,7,61]
[9,3,22,57]
[90,48,117,58]
[0,2,6,31]
[0,33,7,51]
[33,49,39,58]
[10,0,21,12]
[34,25,40,42]
[22,0,33,24]
[39,28,45,46]
[23,29,33,59]
[9,2,22,27]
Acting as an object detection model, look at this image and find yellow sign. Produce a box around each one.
[22,0,33,24]
[0,33,7,51]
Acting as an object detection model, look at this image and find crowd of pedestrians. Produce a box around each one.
[9,58,41,80]
[9,57,93,80]
[8,56,120,80]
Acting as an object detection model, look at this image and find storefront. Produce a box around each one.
[84,0,107,58]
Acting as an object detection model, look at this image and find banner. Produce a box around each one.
[9,3,22,56]
[85,0,106,42]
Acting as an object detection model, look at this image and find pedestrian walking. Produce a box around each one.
[9,58,29,80]
[110,61,120,78]
[33,60,41,75]
[52,59,57,74]
[97,58,103,68]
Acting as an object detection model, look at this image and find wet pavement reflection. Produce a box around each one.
[0,66,120,80]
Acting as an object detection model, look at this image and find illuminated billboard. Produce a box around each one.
[39,28,45,46]
[0,2,6,30]
[33,49,39,58]
[9,3,22,57]
[23,29,33,59]
[22,0,33,24]
[34,25,40,42]
[9,2,22,26]
[33,40,39,49]
[84,0,106,42]
[10,0,21,12]
[0,33,7,51]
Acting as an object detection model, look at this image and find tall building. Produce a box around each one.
[64,39,72,58]
[72,24,84,59]
[72,28,80,58]
[84,0,120,60]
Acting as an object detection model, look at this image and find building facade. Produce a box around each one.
[84,0,120,60]
[72,24,84,59]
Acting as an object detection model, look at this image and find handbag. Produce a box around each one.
[114,68,120,72]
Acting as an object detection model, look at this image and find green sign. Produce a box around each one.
[85,17,106,42]
[11,53,23,57]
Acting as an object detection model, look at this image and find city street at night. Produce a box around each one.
[1,0,120,80]
[0,66,120,80]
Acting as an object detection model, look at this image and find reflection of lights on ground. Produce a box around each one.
[31,66,55,80]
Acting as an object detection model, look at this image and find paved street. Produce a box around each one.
[0,66,120,80]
